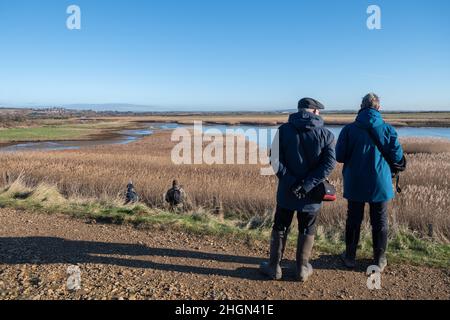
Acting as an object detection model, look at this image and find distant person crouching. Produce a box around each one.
[165,180,186,211]
[125,181,139,204]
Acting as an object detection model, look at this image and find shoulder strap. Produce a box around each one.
[365,128,393,167]
[365,127,403,193]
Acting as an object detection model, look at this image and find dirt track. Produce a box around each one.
[0,208,449,300]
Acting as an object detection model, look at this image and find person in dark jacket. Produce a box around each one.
[165,180,186,211]
[260,98,336,282]
[336,93,404,272]
[125,181,139,204]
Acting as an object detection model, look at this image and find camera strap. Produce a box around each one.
[365,127,403,194]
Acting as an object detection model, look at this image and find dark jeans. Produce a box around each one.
[273,206,319,236]
[346,201,389,254]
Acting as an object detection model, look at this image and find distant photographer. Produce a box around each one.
[125,181,139,204]
[165,180,186,211]
[336,93,406,272]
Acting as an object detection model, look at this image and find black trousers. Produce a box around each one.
[273,205,318,236]
[346,201,389,252]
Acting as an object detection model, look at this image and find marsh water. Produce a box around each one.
[1,123,450,152]
[207,125,450,149]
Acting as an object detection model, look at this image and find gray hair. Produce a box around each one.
[361,93,381,110]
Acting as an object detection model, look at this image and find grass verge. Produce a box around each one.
[0,120,134,143]
[0,180,448,269]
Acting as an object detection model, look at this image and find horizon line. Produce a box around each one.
[1,105,450,114]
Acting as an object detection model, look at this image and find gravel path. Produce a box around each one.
[0,208,449,300]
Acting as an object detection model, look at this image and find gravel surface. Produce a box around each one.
[0,208,449,300]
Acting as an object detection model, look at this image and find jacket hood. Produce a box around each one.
[288,109,324,131]
[355,107,385,129]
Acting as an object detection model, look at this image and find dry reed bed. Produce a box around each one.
[98,112,450,127]
[0,133,449,241]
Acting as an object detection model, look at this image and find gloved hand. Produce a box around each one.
[292,184,307,200]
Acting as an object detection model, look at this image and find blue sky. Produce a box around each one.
[0,0,449,111]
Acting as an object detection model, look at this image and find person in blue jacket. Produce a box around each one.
[336,93,404,272]
[260,98,336,282]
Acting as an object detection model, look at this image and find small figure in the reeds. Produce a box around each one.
[165,180,186,211]
[125,181,139,205]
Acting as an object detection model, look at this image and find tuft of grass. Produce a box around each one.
[2,176,32,198]
[387,229,450,266]
[29,183,66,204]
[311,226,450,268]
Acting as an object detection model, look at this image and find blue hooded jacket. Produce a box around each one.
[336,108,404,203]
[271,109,336,212]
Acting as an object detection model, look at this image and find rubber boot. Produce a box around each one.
[259,230,285,280]
[295,234,315,282]
[280,228,290,263]
[341,225,360,269]
[373,229,388,272]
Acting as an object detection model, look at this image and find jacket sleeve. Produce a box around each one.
[335,126,348,164]
[270,128,297,188]
[302,131,337,193]
[385,125,404,164]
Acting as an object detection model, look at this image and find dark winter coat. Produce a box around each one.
[271,109,336,212]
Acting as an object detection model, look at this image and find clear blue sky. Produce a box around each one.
[0,0,449,111]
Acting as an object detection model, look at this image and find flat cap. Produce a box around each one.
[298,98,325,110]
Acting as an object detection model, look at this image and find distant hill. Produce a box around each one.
[63,104,159,112]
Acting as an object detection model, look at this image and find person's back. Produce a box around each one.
[165,180,185,209]
[274,109,336,212]
[125,182,139,204]
[260,98,336,282]
[336,107,403,202]
[336,93,404,272]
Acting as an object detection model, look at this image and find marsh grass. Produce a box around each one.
[0,133,449,243]
[400,137,450,154]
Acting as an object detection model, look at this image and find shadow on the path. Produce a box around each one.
[0,237,354,281]
[312,254,375,273]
